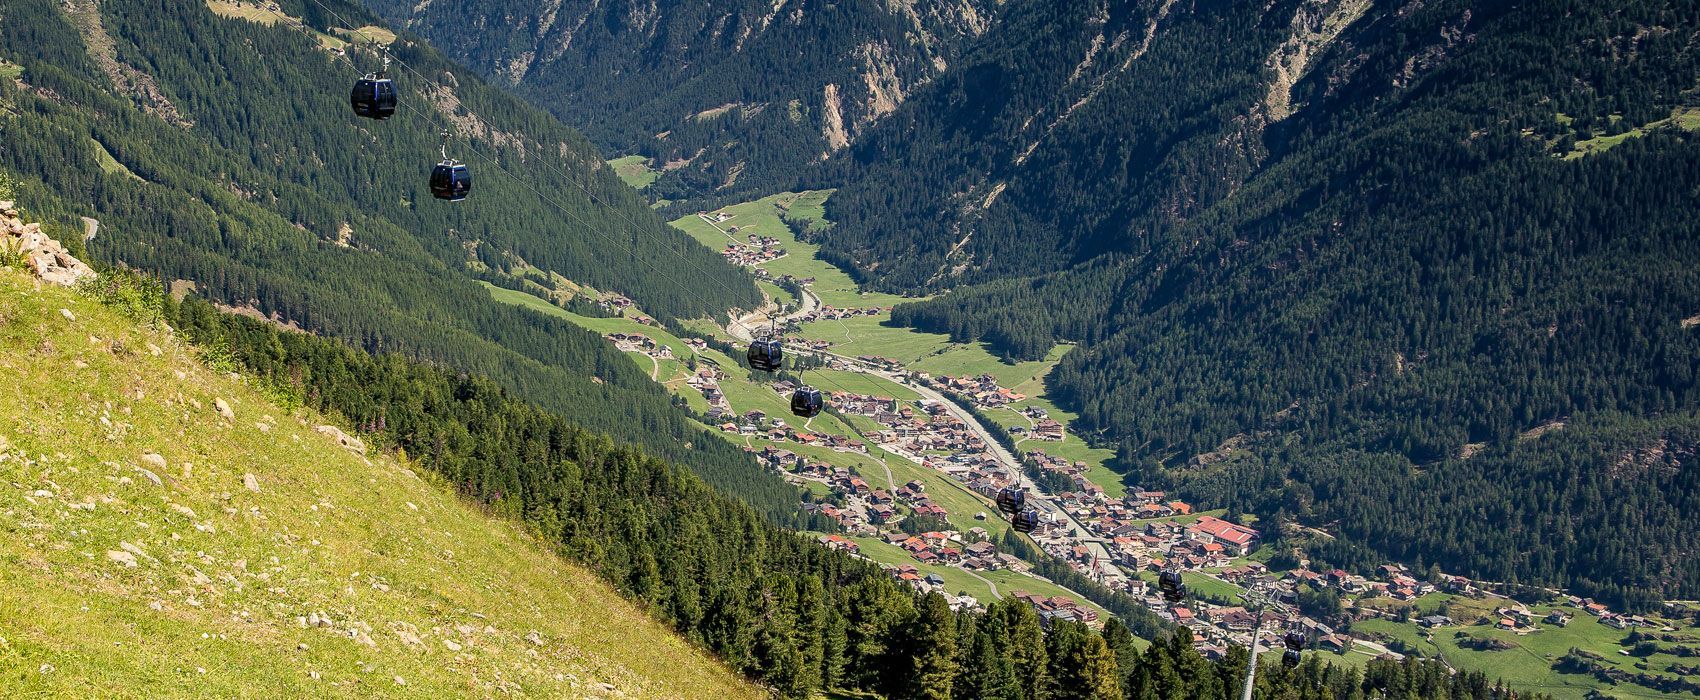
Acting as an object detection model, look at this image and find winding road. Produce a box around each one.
[729,285,820,342]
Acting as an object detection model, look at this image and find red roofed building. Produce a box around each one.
[1187,516,1260,556]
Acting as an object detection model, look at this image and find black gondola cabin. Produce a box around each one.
[996,487,1025,515]
[1159,569,1186,602]
[747,339,783,372]
[350,76,397,120]
[791,387,824,418]
[430,160,471,201]
[1011,509,1039,534]
[1283,630,1307,651]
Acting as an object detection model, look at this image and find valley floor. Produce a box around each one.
[481,189,1700,699]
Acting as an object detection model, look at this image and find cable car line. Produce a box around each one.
[266,0,1047,550]
[284,0,763,313]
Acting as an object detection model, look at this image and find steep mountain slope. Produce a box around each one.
[0,0,797,521]
[362,0,999,200]
[0,267,757,698]
[849,0,1700,603]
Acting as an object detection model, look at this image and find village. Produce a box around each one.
[591,321,1672,671]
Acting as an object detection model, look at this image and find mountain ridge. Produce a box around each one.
[361,0,1002,199]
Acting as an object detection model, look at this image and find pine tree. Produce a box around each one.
[906,592,960,700]
[1100,619,1140,690]
[1070,633,1125,700]
[1003,600,1051,699]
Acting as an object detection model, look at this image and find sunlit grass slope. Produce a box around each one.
[0,270,758,699]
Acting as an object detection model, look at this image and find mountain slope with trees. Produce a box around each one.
[107,263,1528,700]
[0,0,795,520]
[360,0,999,201]
[845,0,1700,605]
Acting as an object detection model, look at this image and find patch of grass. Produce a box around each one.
[778,190,834,231]
[670,193,912,309]
[607,155,660,190]
[0,270,757,698]
[334,25,397,46]
[89,139,142,181]
[0,63,23,81]
[205,0,287,25]
[798,316,952,364]
[1563,107,1700,159]
[810,370,919,400]
[1354,608,1700,699]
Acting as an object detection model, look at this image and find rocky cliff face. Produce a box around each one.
[1,204,96,287]
[360,0,1001,198]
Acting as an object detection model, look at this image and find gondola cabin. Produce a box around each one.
[1158,569,1187,602]
[995,487,1025,515]
[791,386,824,418]
[1282,649,1302,668]
[747,339,783,372]
[1011,509,1039,534]
[1283,630,1307,651]
[430,160,472,201]
[350,76,397,120]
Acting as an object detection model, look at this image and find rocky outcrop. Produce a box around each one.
[315,425,368,455]
[2,204,97,287]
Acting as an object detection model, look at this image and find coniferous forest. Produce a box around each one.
[0,0,794,519]
[830,0,1700,605]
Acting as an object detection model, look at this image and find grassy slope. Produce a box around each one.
[1355,596,1700,700]
[607,156,660,190]
[669,193,909,309]
[0,271,756,699]
[1563,107,1700,159]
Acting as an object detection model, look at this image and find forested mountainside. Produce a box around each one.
[0,0,790,519]
[861,0,1700,605]
[125,272,1522,700]
[360,0,998,200]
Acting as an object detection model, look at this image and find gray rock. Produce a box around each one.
[242,473,260,493]
[106,550,137,567]
[314,425,366,455]
[214,398,234,420]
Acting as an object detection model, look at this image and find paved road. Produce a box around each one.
[723,306,1128,586]
[888,376,1125,577]
[962,569,1002,599]
[729,286,820,342]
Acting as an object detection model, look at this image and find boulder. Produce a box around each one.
[313,425,367,455]
[214,398,235,420]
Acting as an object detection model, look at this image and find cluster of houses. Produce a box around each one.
[722,412,869,452]
[605,332,673,359]
[1010,591,1102,625]
[927,374,1028,409]
[803,306,888,322]
[599,294,636,315]
[686,366,734,417]
[719,239,786,267]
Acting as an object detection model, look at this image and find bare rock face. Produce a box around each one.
[2,208,96,287]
